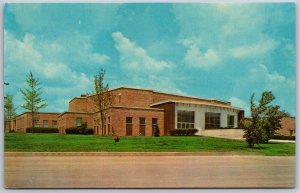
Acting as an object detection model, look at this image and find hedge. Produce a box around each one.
[170,128,198,136]
[271,135,295,141]
[65,127,94,135]
[26,127,59,133]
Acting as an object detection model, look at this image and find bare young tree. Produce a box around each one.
[20,72,47,129]
[90,69,114,135]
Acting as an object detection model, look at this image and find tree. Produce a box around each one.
[4,94,17,132]
[90,69,114,136]
[20,72,47,129]
[241,91,288,148]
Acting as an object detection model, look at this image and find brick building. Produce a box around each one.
[10,112,60,132]
[277,117,296,136]
[10,87,245,136]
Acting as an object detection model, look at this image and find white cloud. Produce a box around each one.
[4,31,95,113]
[229,38,277,59]
[228,97,250,117]
[184,45,219,69]
[233,64,295,116]
[112,32,173,72]
[250,64,295,89]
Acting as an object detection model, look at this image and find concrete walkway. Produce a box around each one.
[4,152,295,188]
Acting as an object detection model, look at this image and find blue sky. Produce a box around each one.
[4,3,295,116]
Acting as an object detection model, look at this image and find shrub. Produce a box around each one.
[170,128,198,136]
[153,125,160,137]
[271,135,295,141]
[26,127,59,133]
[65,127,94,135]
[114,136,120,142]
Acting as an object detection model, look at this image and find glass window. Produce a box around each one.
[43,120,48,128]
[76,118,82,127]
[52,120,57,128]
[139,117,146,136]
[205,112,221,129]
[152,118,158,136]
[227,115,234,128]
[176,111,195,129]
[34,120,39,128]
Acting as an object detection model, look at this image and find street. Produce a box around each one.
[4,152,295,188]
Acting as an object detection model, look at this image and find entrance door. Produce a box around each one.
[126,117,133,136]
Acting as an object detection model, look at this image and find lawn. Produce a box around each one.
[4,133,295,156]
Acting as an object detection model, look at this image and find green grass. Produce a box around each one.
[4,133,295,156]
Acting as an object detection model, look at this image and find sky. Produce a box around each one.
[4,3,295,117]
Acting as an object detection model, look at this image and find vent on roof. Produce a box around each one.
[80,94,87,97]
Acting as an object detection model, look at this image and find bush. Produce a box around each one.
[271,135,295,141]
[65,127,94,135]
[153,125,160,137]
[26,127,59,133]
[170,128,198,136]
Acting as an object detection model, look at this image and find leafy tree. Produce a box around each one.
[20,72,47,129]
[90,69,114,135]
[4,94,17,131]
[241,91,288,148]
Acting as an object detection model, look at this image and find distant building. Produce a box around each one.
[10,87,244,136]
[277,117,296,136]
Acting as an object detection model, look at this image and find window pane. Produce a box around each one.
[177,123,181,129]
[140,117,145,125]
[43,120,48,128]
[126,117,132,124]
[76,118,82,127]
[52,120,57,128]
[152,118,158,125]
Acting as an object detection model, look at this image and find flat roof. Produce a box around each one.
[58,111,92,117]
[110,106,164,111]
[14,112,61,119]
[150,100,243,111]
[112,86,230,105]
[82,86,230,105]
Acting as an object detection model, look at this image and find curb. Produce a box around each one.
[4,152,254,157]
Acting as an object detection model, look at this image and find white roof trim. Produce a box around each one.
[150,100,243,111]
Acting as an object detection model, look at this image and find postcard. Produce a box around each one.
[3,2,296,188]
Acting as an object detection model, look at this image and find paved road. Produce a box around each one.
[4,153,295,188]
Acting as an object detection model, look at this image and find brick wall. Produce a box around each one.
[278,117,296,136]
[12,113,60,132]
[151,102,175,135]
[109,107,164,136]
[69,98,89,112]
[69,87,231,112]
[58,113,94,133]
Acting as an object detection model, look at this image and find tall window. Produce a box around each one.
[76,117,82,127]
[52,120,57,128]
[205,112,221,129]
[177,110,195,129]
[34,120,39,128]
[227,115,235,128]
[126,117,133,136]
[152,118,158,136]
[139,117,146,136]
[43,120,48,128]
[107,116,111,135]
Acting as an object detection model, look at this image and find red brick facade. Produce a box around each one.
[10,112,59,132]
[10,87,243,136]
[278,117,296,136]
